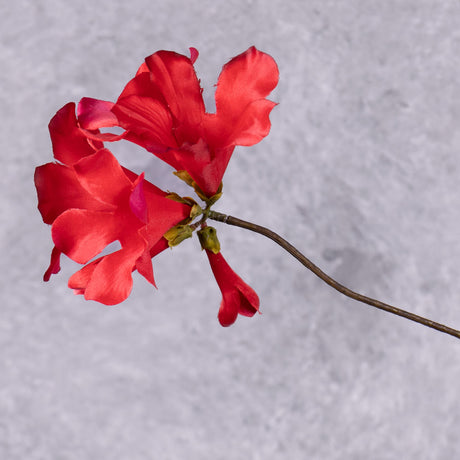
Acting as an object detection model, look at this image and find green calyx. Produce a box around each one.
[163,172,223,251]
[197,226,221,254]
[163,225,194,247]
[173,170,223,207]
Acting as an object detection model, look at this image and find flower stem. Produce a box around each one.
[208,210,460,340]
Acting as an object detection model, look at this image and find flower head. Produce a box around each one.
[36,47,277,326]
[35,105,190,304]
[77,46,279,197]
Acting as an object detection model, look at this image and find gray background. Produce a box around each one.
[2,0,460,458]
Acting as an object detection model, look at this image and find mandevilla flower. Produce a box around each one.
[35,104,190,304]
[35,47,278,326]
[77,46,279,197]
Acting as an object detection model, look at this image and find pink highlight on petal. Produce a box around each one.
[189,47,199,64]
[129,172,148,223]
[77,98,118,130]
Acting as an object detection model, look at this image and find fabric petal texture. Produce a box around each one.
[35,136,190,304]
[49,102,103,165]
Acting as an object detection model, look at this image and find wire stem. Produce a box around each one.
[208,210,460,340]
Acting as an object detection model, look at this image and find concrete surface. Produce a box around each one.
[1,0,460,458]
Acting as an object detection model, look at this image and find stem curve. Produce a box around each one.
[208,210,460,340]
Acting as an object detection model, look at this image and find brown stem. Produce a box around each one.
[208,210,460,340]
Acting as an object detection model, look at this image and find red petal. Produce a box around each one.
[112,95,176,151]
[211,46,279,147]
[49,103,101,165]
[68,258,101,295]
[136,62,149,76]
[118,72,164,101]
[73,149,132,206]
[34,163,110,224]
[78,128,126,143]
[129,173,148,223]
[135,250,156,287]
[51,209,121,264]
[149,237,169,258]
[43,246,62,281]
[145,50,205,128]
[140,188,191,248]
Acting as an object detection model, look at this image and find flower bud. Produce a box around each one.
[197,226,221,254]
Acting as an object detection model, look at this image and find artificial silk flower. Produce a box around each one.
[36,149,190,304]
[77,46,279,197]
[205,250,260,327]
[36,46,272,325]
[35,104,190,304]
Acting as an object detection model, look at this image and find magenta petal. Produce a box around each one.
[189,47,199,64]
[77,97,118,129]
[129,173,148,223]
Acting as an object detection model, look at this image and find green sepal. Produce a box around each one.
[205,182,223,207]
[190,203,203,220]
[173,170,195,187]
[192,183,209,202]
[164,225,194,247]
[197,226,221,254]
[165,192,197,207]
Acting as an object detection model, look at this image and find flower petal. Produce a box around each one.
[34,163,111,224]
[144,50,205,129]
[77,97,118,130]
[73,149,132,206]
[51,209,121,264]
[43,246,62,281]
[211,46,279,147]
[49,102,102,165]
[112,95,176,152]
[70,241,146,305]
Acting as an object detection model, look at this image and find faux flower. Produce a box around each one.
[77,46,279,197]
[36,47,277,326]
[35,104,190,304]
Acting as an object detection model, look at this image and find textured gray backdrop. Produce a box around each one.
[2,1,460,458]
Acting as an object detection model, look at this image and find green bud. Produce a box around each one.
[164,225,193,247]
[197,226,221,254]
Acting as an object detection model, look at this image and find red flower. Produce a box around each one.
[36,46,277,326]
[205,250,260,326]
[77,46,279,197]
[35,105,190,304]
